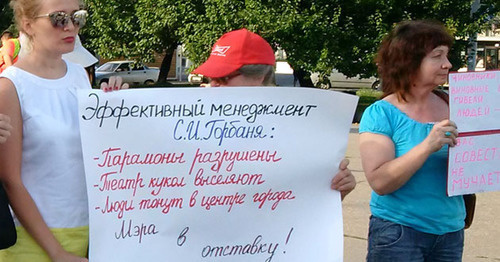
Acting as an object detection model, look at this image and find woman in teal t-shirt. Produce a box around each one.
[359,20,465,261]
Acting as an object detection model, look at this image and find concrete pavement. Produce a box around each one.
[342,124,500,261]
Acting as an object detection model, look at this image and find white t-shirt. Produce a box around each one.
[1,60,90,228]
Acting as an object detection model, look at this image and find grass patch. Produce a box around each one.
[356,88,382,103]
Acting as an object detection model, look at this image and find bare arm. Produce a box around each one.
[1,44,13,68]
[0,78,87,262]
[359,120,457,195]
[2,53,13,68]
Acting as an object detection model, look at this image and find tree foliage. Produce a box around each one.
[83,0,188,82]
[332,0,500,77]
[177,0,346,86]
[7,0,496,86]
[0,2,15,34]
[0,0,496,87]
[178,0,499,86]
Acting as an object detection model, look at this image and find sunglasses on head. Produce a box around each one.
[35,10,88,28]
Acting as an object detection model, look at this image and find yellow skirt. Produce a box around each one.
[0,226,88,262]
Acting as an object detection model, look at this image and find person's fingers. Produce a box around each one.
[337,174,356,200]
[108,76,116,91]
[114,76,123,90]
[427,119,459,150]
[441,125,459,147]
[442,126,458,137]
[336,174,355,187]
[0,121,12,131]
[332,159,351,188]
[331,172,343,187]
[333,176,347,189]
[0,114,10,123]
[100,77,128,92]
[100,81,107,91]
[437,119,457,129]
[339,158,350,170]
[0,132,10,143]
[337,181,356,192]
[447,120,457,129]
[0,115,13,143]
[332,170,352,189]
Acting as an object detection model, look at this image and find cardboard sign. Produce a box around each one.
[78,87,358,262]
[447,71,500,196]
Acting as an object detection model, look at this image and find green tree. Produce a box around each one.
[0,2,15,34]
[177,0,345,87]
[179,0,499,86]
[332,0,500,78]
[83,0,499,87]
[84,0,186,83]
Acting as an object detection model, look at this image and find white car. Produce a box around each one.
[95,61,159,86]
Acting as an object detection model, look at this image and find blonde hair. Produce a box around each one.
[9,0,43,32]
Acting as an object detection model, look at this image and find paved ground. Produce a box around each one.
[343,125,500,261]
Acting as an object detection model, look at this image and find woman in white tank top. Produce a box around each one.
[0,0,124,261]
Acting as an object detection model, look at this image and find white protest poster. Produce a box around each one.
[78,86,358,262]
[447,71,500,196]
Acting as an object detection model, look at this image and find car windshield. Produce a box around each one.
[97,63,120,72]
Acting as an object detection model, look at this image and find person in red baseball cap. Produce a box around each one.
[192,28,276,87]
[193,28,356,199]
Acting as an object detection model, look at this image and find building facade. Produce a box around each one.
[475,20,500,70]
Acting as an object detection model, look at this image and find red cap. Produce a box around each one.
[192,28,275,78]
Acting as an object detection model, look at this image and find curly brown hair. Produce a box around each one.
[376,20,453,101]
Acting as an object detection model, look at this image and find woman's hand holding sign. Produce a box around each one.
[101,76,129,92]
[331,159,356,200]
